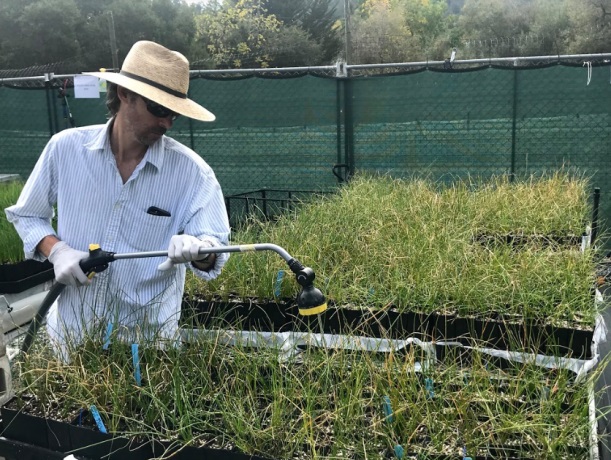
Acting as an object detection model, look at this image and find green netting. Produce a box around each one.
[351,68,515,179]
[187,75,340,196]
[0,87,52,178]
[1,64,610,238]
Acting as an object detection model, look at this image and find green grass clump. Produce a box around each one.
[11,170,604,458]
[16,333,604,459]
[465,172,590,237]
[0,180,27,263]
[187,172,599,328]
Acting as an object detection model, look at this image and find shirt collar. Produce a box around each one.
[84,117,165,172]
[144,133,165,172]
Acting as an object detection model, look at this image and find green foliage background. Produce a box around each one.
[0,0,609,72]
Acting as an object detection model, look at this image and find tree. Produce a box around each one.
[298,0,343,62]
[264,0,343,63]
[150,0,198,54]
[0,0,197,72]
[448,0,465,13]
[266,25,324,67]
[350,0,451,63]
[0,0,83,69]
[194,0,283,68]
[351,0,414,63]
[399,0,449,57]
[457,0,533,57]
[262,0,305,24]
[0,0,608,72]
[0,0,22,67]
[565,0,611,53]
[522,0,570,56]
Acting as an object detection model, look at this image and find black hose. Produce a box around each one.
[21,282,66,355]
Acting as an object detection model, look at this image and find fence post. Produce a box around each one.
[336,78,343,173]
[510,63,519,182]
[343,77,355,179]
[44,73,55,136]
[335,62,352,183]
[50,78,59,134]
[188,116,195,151]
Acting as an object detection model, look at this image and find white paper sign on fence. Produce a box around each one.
[74,75,100,99]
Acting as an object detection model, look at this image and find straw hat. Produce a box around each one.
[84,41,215,122]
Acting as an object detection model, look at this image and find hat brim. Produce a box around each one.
[83,72,215,122]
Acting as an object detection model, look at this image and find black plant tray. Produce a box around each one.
[0,437,588,460]
[181,298,595,359]
[0,400,272,460]
[0,400,589,460]
[0,259,54,294]
[473,232,584,249]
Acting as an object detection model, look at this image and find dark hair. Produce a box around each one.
[106,84,140,116]
[106,83,120,116]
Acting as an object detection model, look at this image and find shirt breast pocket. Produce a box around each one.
[123,212,173,252]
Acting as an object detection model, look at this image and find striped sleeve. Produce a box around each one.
[5,136,59,260]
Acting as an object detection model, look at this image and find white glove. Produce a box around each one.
[158,235,213,271]
[48,241,90,286]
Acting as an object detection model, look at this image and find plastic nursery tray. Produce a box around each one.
[0,399,271,460]
[0,398,590,460]
[180,298,595,359]
[0,259,54,294]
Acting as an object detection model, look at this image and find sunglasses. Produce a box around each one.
[140,96,179,121]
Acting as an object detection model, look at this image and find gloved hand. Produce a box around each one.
[48,241,90,286]
[158,235,213,271]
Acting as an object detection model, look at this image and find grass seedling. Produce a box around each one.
[189,171,600,329]
[6,170,607,458]
[14,314,608,459]
[0,180,28,263]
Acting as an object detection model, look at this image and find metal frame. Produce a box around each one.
[1,52,610,84]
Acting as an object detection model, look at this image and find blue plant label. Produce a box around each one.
[102,322,113,350]
[382,395,394,423]
[132,343,142,386]
[89,405,107,434]
[274,270,285,297]
[394,444,404,458]
[425,377,434,399]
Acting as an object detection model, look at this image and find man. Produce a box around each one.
[5,41,230,357]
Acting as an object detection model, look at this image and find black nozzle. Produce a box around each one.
[287,259,327,315]
[297,284,327,316]
[79,244,116,276]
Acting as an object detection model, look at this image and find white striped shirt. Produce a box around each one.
[5,119,230,352]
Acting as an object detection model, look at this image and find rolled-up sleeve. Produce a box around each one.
[5,138,58,261]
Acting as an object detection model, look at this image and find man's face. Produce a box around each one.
[121,90,175,147]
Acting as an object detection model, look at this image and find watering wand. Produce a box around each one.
[21,243,327,354]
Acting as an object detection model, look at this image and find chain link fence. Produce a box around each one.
[1,56,610,235]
